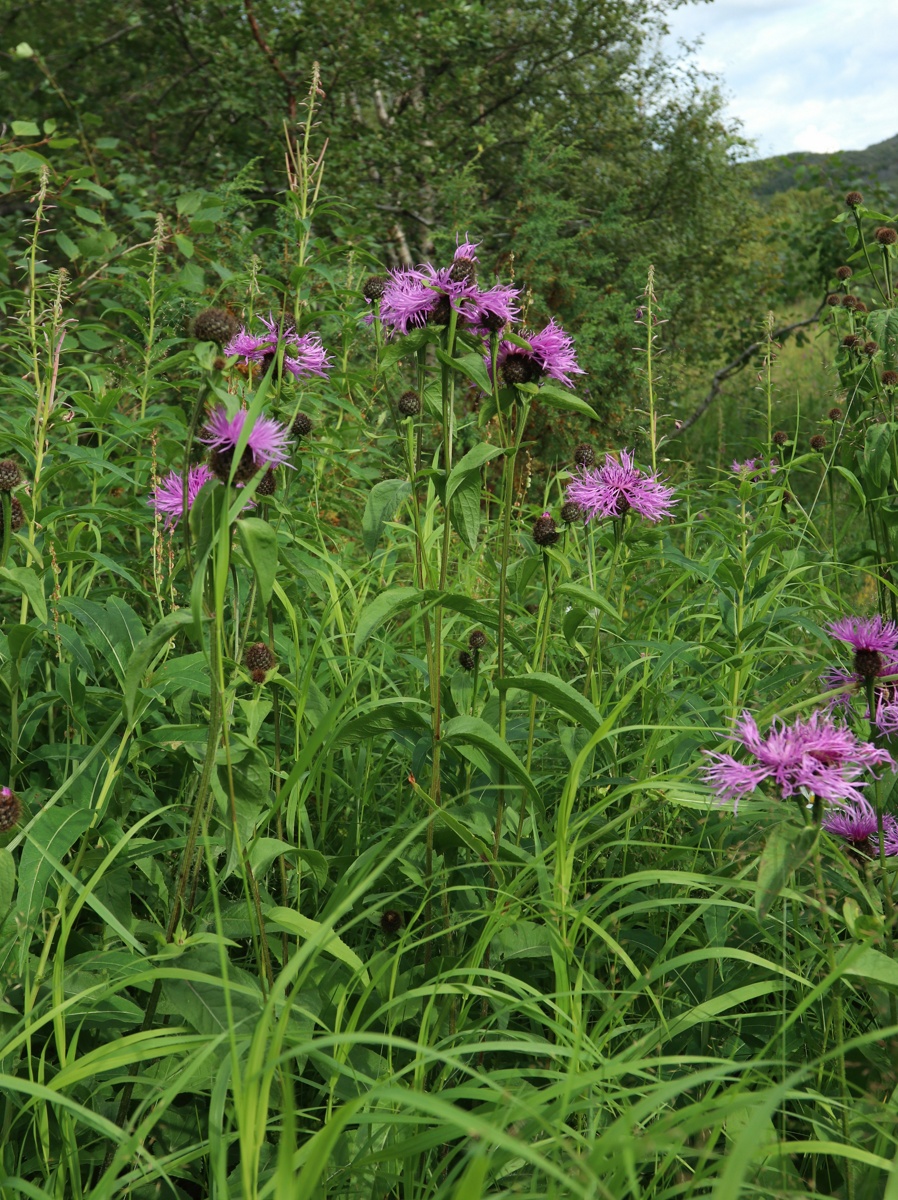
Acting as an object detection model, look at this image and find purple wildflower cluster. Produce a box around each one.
[703,612,898,858]
[730,457,779,482]
[565,450,677,524]
[371,235,584,391]
[225,313,331,381]
[824,615,898,735]
[151,465,215,528]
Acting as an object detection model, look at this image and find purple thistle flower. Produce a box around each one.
[730,457,778,482]
[464,283,521,336]
[829,615,898,656]
[200,406,292,473]
[150,465,215,527]
[225,313,331,381]
[490,318,585,389]
[454,234,480,262]
[565,449,677,524]
[703,710,895,811]
[823,797,898,856]
[380,263,480,336]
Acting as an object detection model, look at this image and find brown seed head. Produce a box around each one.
[882,370,898,388]
[826,293,842,307]
[561,500,584,523]
[845,191,864,208]
[193,308,238,347]
[841,295,859,310]
[362,275,388,302]
[876,227,898,246]
[256,469,277,497]
[828,406,843,421]
[398,391,420,417]
[291,412,313,439]
[0,460,20,491]
[532,512,559,547]
[773,430,788,446]
[244,642,276,674]
[864,340,879,356]
[810,434,827,452]
[573,442,595,469]
[835,265,853,281]
[842,334,860,349]
[458,650,476,672]
[468,630,487,651]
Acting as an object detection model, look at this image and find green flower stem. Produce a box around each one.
[811,834,854,1200]
[0,493,11,571]
[854,212,888,308]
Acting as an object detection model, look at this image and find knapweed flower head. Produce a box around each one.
[822,796,898,856]
[730,457,778,482]
[200,405,292,482]
[566,449,677,524]
[702,710,894,811]
[829,615,898,681]
[380,258,480,335]
[225,314,331,381]
[150,465,215,527]
[491,319,584,389]
[465,283,520,336]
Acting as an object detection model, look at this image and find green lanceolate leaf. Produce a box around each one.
[756,823,818,919]
[361,478,412,555]
[354,586,421,652]
[0,566,47,625]
[535,384,597,419]
[236,516,278,605]
[442,715,539,802]
[435,348,493,394]
[449,469,481,550]
[497,672,602,733]
[123,609,200,724]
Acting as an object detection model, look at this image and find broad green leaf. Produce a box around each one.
[0,848,15,912]
[442,715,539,802]
[354,586,420,651]
[832,465,866,507]
[497,672,601,732]
[123,609,198,723]
[55,230,81,261]
[266,907,370,984]
[450,469,481,549]
[11,120,40,137]
[435,348,493,393]
[361,478,411,555]
[756,823,817,919]
[555,581,620,623]
[0,566,47,624]
[236,516,278,606]
[332,699,429,744]
[843,946,898,989]
[536,384,597,419]
[445,442,505,505]
[17,807,92,965]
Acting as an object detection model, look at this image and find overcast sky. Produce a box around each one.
[662,0,898,159]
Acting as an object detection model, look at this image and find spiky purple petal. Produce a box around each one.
[200,406,292,470]
[565,449,677,524]
[150,465,215,527]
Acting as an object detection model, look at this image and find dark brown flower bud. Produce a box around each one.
[876,227,898,246]
[362,275,388,301]
[468,630,487,651]
[882,370,898,388]
[835,266,853,281]
[398,391,420,417]
[458,650,476,672]
[244,642,276,674]
[841,295,859,310]
[573,442,595,469]
[842,334,860,349]
[209,445,256,484]
[256,469,276,497]
[193,308,238,347]
[532,512,559,547]
[429,294,452,327]
[0,460,20,491]
[855,300,868,313]
[855,648,884,680]
[846,191,863,208]
[380,909,404,935]
[291,413,313,439]
[448,257,476,285]
[828,407,843,421]
[826,293,842,307]
[773,430,788,446]
[6,498,24,533]
[561,500,584,523]
[810,434,827,452]
[864,340,879,356]
[501,352,542,386]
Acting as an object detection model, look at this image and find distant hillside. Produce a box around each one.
[752,133,898,200]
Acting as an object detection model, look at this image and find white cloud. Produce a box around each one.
[662,0,898,158]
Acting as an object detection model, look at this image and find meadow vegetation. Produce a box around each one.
[2,7,898,1198]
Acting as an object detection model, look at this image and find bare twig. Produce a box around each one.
[242,0,296,120]
[666,303,824,441]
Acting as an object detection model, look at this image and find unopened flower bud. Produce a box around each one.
[846,191,863,208]
[876,227,898,246]
[532,512,559,547]
[810,434,826,452]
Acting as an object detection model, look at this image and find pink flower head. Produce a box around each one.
[464,283,521,336]
[823,798,898,856]
[703,709,895,810]
[490,319,584,389]
[565,449,677,524]
[829,615,898,656]
[225,313,331,381]
[150,465,215,527]
[200,405,292,472]
[731,457,778,482]
[454,233,480,262]
[380,263,480,336]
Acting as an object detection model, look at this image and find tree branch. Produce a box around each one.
[666,304,825,441]
[242,0,296,120]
